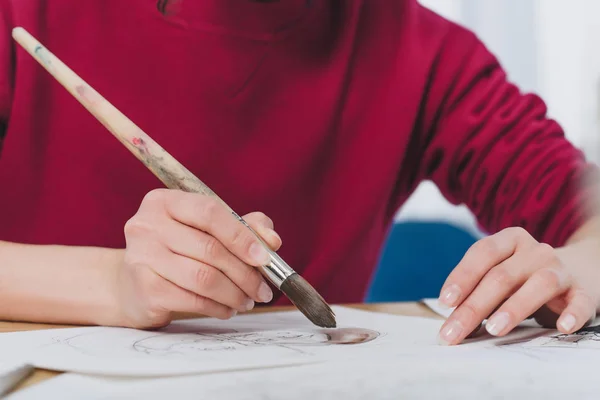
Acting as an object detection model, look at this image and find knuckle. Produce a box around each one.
[229,223,244,245]
[535,268,562,292]
[123,217,154,238]
[231,226,254,254]
[471,238,499,259]
[142,188,169,206]
[194,265,216,288]
[487,266,516,287]
[249,211,267,220]
[535,243,560,266]
[507,226,530,240]
[202,236,221,260]
[197,196,221,223]
[251,212,273,228]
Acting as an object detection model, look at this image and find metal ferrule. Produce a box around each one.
[260,249,295,288]
[230,211,295,288]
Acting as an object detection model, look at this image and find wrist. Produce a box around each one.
[92,248,126,327]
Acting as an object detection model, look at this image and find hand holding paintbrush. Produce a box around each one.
[12,27,335,329]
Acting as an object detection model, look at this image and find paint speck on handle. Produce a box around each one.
[76,85,99,106]
[34,45,53,68]
[76,85,86,97]
[132,137,150,155]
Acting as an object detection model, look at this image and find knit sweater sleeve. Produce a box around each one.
[414,23,600,247]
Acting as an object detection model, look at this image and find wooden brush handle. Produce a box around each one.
[12,27,295,288]
[11,28,340,322]
[12,28,241,214]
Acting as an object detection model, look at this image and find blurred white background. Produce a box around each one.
[396,0,600,236]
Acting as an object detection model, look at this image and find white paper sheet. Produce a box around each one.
[7,357,600,400]
[0,307,444,376]
[0,306,597,378]
[420,298,454,318]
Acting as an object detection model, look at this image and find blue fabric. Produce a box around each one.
[365,221,479,302]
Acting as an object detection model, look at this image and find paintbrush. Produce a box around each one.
[12,27,336,329]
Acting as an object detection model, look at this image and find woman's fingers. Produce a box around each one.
[157,190,271,267]
[435,224,600,346]
[439,242,558,345]
[147,244,256,313]
[120,263,236,328]
[157,276,236,320]
[557,290,597,334]
[438,228,536,309]
[244,211,282,251]
[485,265,570,336]
[161,219,273,304]
[122,189,286,328]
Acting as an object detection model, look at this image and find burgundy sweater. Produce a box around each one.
[0,0,597,305]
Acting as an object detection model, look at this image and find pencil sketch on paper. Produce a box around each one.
[132,327,380,356]
[47,327,381,360]
[522,324,600,349]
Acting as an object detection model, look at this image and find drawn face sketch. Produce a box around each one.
[132,329,245,355]
[223,330,329,346]
[131,327,380,356]
[213,327,379,346]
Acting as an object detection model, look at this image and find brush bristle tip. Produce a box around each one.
[280,274,337,329]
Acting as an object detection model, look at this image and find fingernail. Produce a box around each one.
[244,299,255,311]
[439,284,461,308]
[438,320,464,345]
[486,312,510,336]
[258,282,273,303]
[559,313,576,332]
[249,242,270,265]
[230,310,238,318]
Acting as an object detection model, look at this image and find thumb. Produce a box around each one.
[243,212,282,251]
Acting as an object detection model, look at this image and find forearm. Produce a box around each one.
[0,241,123,326]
